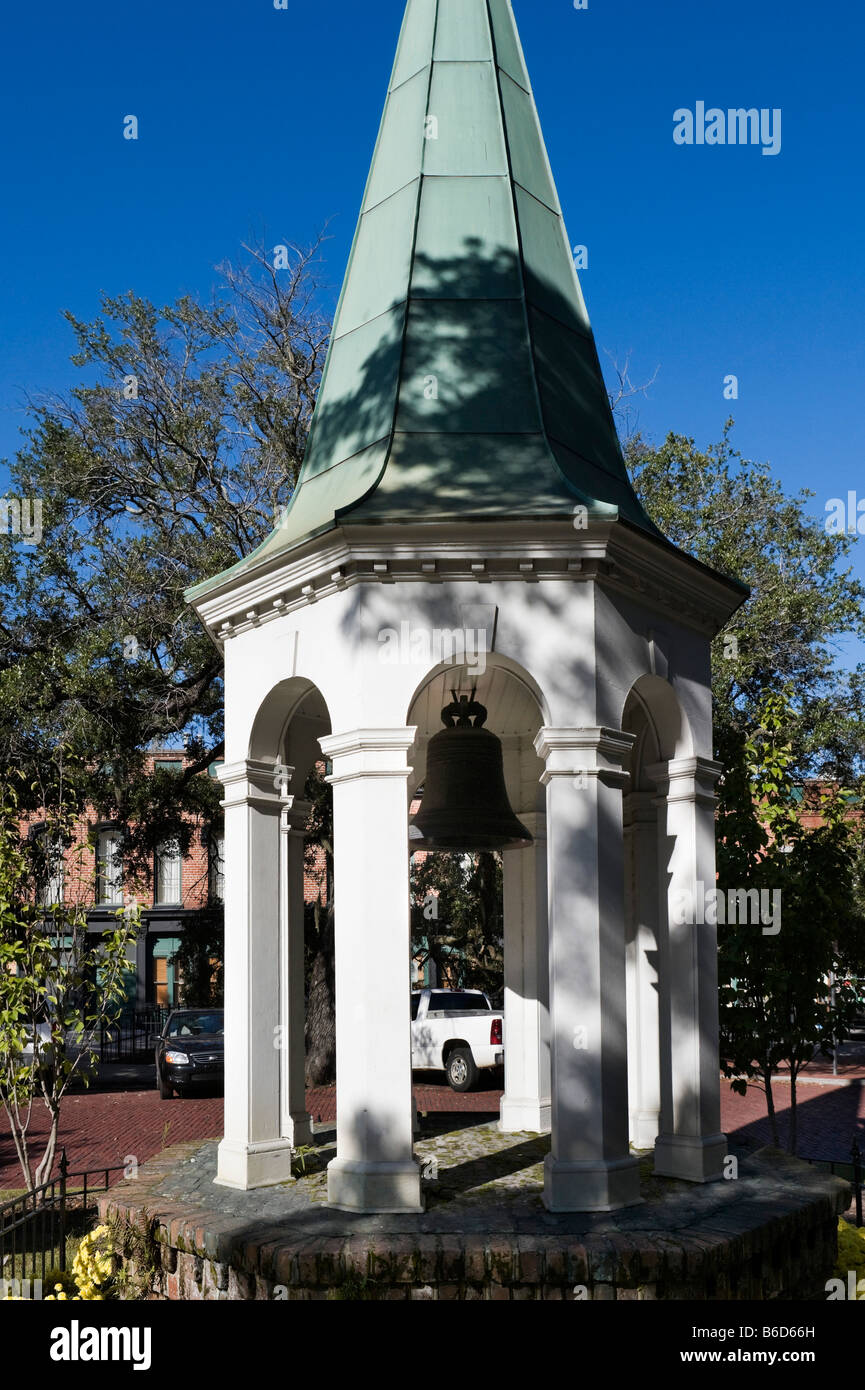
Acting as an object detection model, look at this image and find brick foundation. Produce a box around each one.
[99,1141,850,1302]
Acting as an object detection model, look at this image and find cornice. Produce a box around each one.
[189,520,746,652]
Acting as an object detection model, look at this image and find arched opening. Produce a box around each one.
[620,674,726,1180]
[216,678,332,1192]
[405,656,551,1130]
[621,676,694,1151]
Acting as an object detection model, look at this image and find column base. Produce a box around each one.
[327,1158,423,1214]
[214,1137,295,1190]
[499,1096,551,1134]
[284,1112,314,1147]
[542,1153,643,1212]
[654,1132,728,1183]
[629,1109,660,1150]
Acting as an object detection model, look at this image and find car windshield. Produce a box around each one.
[167,1012,224,1038]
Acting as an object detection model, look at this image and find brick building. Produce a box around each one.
[21,750,221,1011]
[20,749,337,1013]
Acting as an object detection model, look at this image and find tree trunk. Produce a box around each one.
[787,1071,798,1155]
[764,1068,780,1147]
[34,1105,60,1191]
[305,899,335,1086]
[2,1100,34,1193]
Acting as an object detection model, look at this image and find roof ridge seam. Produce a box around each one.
[527,299,593,344]
[484,0,547,442]
[362,174,421,217]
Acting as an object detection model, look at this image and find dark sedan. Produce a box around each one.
[155,1009,224,1100]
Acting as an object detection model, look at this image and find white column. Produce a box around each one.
[321,728,422,1214]
[649,756,727,1182]
[280,799,313,1146]
[216,761,294,1189]
[624,792,661,1148]
[535,728,642,1212]
[500,811,551,1133]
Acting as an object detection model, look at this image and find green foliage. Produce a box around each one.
[627,423,865,783]
[172,911,223,1007]
[835,1219,865,1292]
[0,242,328,882]
[716,689,865,1150]
[0,773,141,1191]
[411,851,503,1001]
[105,1209,162,1301]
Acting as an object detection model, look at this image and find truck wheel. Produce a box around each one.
[446,1048,478,1092]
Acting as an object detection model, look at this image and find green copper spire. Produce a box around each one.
[190,0,658,599]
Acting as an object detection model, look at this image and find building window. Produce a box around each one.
[209,834,225,904]
[154,760,183,776]
[31,825,64,907]
[156,841,182,906]
[97,830,123,906]
[43,842,65,908]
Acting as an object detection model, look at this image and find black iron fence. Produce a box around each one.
[99,1005,169,1063]
[0,1150,124,1296]
[804,1137,863,1227]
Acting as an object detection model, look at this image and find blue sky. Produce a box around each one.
[1,0,863,661]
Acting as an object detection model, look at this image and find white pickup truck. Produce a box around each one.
[411,988,504,1091]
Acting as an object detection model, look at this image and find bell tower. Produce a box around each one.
[188,0,746,1213]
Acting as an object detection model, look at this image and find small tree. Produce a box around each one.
[411,851,504,1002]
[172,911,223,1007]
[0,781,140,1191]
[718,690,865,1152]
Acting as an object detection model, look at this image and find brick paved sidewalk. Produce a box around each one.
[2,1073,863,1190]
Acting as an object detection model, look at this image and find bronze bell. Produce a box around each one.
[409,693,533,852]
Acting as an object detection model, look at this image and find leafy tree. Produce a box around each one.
[717,689,865,1153]
[410,851,504,1003]
[0,777,140,1191]
[0,241,329,878]
[172,910,223,1008]
[627,424,865,782]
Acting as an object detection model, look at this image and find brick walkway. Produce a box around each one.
[2,1073,863,1189]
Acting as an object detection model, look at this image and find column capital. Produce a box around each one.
[220,759,290,812]
[534,727,636,789]
[320,727,417,785]
[647,756,722,807]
